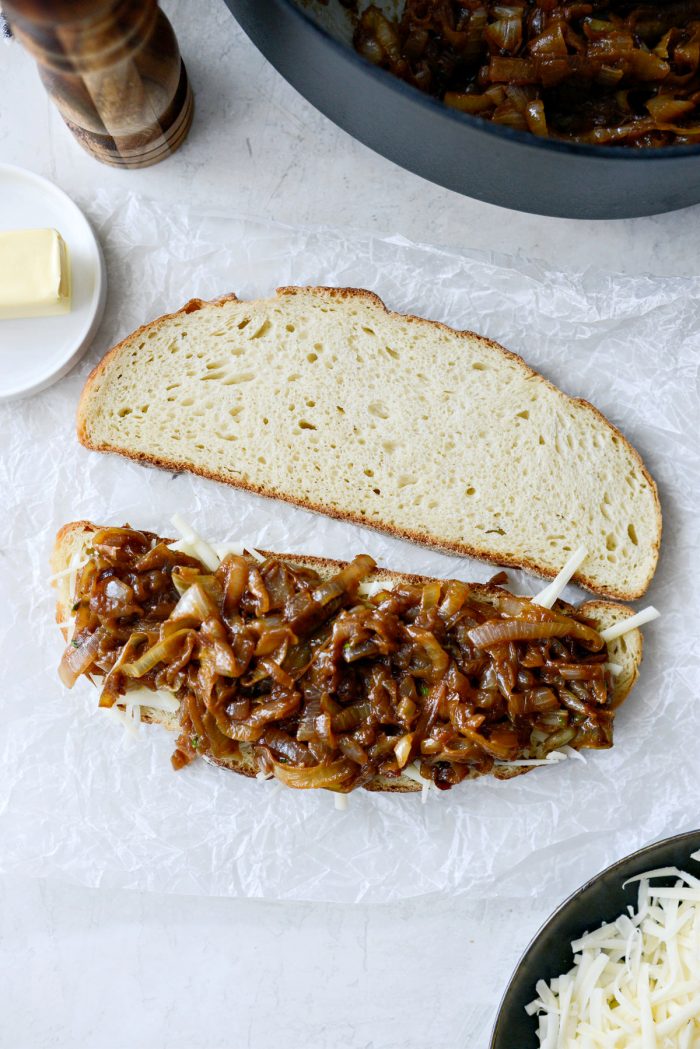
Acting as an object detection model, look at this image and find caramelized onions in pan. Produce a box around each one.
[354,2,700,147]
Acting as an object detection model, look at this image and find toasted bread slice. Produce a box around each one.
[76,287,661,601]
[52,521,643,793]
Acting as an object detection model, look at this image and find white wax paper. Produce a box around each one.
[1,191,698,903]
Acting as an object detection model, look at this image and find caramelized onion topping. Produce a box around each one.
[58,527,619,792]
[353,1,700,147]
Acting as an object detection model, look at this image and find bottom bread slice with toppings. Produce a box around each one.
[51,521,646,796]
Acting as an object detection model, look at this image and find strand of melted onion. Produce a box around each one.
[353,1,700,147]
[58,527,619,794]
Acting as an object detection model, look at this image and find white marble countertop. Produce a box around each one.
[1,3,698,1047]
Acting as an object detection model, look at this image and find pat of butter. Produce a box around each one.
[0,228,71,320]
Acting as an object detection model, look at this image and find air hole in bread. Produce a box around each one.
[250,319,271,339]
[118,407,132,417]
[606,534,618,551]
[286,324,295,333]
[628,523,639,546]
[466,487,476,496]
[307,353,318,363]
[362,327,375,336]
[223,373,254,385]
[306,399,316,408]
[472,363,486,371]
[369,402,390,419]
[539,435,545,445]
[237,318,250,330]
[382,440,396,454]
[385,346,399,360]
[398,475,416,488]
[299,420,316,431]
[364,469,374,477]
[516,410,529,420]
[372,488,381,495]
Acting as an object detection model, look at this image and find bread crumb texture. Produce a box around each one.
[79,287,660,599]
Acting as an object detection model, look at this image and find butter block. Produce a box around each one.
[0,228,71,320]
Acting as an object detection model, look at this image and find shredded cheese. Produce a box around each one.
[119,686,180,715]
[170,514,221,571]
[527,860,700,1046]
[171,516,266,569]
[496,751,570,769]
[361,579,395,597]
[48,556,90,583]
[600,606,660,643]
[401,761,436,803]
[334,793,349,811]
[531,545,589,609]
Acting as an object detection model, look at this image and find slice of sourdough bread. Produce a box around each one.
[52,521,643,792]
[77,287,660,600]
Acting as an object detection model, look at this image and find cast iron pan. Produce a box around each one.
[224,0,700,219]
[490,830,700,1046]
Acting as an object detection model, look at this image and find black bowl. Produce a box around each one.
[224,0,700,219]
[490,830,700,1047]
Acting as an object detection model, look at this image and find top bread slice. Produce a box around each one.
[77,286,661,600]
[52,520,643,792]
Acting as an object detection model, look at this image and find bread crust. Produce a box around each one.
[52,520,643,794]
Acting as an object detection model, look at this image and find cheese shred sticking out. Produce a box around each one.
[526,859,700,1046]
[531,545,588,609]
[600,606,660,643]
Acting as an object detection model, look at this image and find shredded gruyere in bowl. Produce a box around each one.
[491,832,700,1049]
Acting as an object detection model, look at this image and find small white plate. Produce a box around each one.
[0,164,106,402]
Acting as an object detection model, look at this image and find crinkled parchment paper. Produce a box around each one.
[1,191,698,903]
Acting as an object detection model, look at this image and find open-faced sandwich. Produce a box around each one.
[52,518,656,798]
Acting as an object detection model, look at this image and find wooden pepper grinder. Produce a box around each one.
[3,0,194,168]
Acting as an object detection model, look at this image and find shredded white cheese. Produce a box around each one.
[360,579,395,597]
[600,606,660,643]
[48,555,90,584]
[119,686,180,715]
[170,514,220,571]
[496,750,570,769]
[527,859,700,1046]
[531,545,589,609]
[401,761,436,803]
[334,793,349,811]
[170,516,266,568]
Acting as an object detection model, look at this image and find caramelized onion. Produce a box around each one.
[59,525,621,793]
[58,627,106,688]
[270,757,357,791]
[468,617,603,650]
[353,1,700,148]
